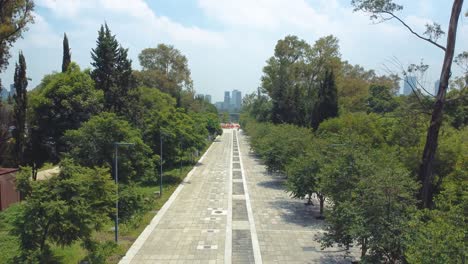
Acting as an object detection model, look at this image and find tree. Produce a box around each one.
[114,45,135,113]
[13,51,27,166]
[91,23,135,114]
[0,103,13,166]
[261,35,341,127]
[352,0,465,208]
[13,160,115,262]
[404,155,467,263]
[262,35,310,125]
[311,69,338,130]
[320,146,417,261]
[286,151,320,206]
[91,24,118,104]
[366,84,398,114]
[27,63,104,175]
[64,112,157,183]
[0,0,34,74]
[136,44,193,107]
[61,33,71,73]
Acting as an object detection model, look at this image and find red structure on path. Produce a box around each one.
[221,123,240,129]
[0,168,20,211]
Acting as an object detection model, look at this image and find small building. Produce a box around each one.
[0,168,20,211]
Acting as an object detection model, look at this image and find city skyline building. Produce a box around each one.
[403,76,417,95]
[231,89,242,110]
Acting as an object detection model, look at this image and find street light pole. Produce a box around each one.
[114,142,135,243]
[114,144,118,243]
[160,133,163,196]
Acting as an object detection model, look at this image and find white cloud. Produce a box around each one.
[1,0,466,101]
[37,0,225,46]
[197,0,330,32]
[22,12,61,48]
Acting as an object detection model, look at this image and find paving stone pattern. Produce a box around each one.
[122,129,357,264]
[238,131,358,264]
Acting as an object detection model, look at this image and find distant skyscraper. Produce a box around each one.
[434,80,440,95]
[224,91,230,109]
[231,89,242,110]
[403,76,417,95]
[9,84,15,96]
[214,102,223,110]
[205,95,212,104]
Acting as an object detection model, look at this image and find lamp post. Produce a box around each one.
[159,133,163,197]
[114,142,135,243]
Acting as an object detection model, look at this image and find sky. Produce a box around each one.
[0,0,467,102]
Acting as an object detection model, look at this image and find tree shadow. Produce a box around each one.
[318,253,357,264]
[257,179,284,190]
[267,199,326,229]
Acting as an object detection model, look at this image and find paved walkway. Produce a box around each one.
[120,129,355,264]
[36,166,60,180]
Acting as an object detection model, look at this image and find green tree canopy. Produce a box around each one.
[91,23,135,114]
[0,0,34,73]
[64,112,157,183]
[136,44,193,107]
[13,159,115,262]
[28,63,104,165]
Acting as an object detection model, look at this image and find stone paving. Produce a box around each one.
[120,129,356,264]
[238,130,357,264]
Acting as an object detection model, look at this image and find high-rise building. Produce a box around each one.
[9,84,15,96]
[434,80,440,95]
[214,102,223,110]
[403,76,417,95]
[205,95,212,104]
[224,91,230,109]
[231,89,242,110]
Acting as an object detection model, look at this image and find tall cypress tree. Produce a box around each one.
[62,33,71,72]
[13,51,28,165]
[91,24,119,111]
[115,45,135,113]
[91,23,134,113]
[311,69,338,130]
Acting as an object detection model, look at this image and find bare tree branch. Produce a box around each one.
[380,11,447,51]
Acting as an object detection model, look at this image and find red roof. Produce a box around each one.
[0,168,19,175]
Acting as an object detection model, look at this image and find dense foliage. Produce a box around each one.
[0,21,222,262]
[242,31,467,262]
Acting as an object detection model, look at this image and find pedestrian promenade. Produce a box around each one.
[120,129,355,264]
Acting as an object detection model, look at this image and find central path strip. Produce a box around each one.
[230,131,262,264]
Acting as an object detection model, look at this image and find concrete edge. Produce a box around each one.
[119,137,218,264]
[224,131,233,264]
[237,130,263,264]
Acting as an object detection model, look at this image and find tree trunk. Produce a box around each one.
[306,193,313,205]
[418,0,463,209]
[361,238,368,259]
[32,163,38,181]
[319,193,325,216]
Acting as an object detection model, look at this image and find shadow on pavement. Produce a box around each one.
[257,179,284,190]
[268,199,325,229]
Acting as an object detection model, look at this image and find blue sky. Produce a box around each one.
[1,0,467,102]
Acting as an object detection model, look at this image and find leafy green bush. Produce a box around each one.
[64,112,157,183]
[12,159,115,262]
